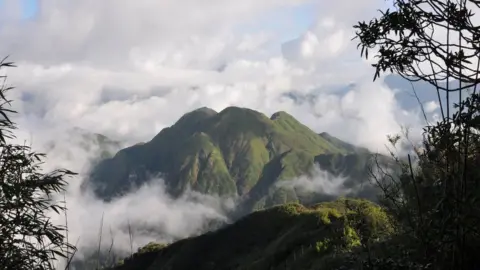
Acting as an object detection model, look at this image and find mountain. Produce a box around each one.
[110,198,393,270]
[43,127,122,168]
[85,106,389,211]
[67,127,122,161]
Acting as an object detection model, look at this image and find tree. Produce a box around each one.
[0,58,77,270]
[353,1,480,269]
[355,0,480,118]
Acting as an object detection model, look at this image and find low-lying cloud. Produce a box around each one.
[62,179,234,264]
[277,165,352,196]
[276,163,386,204]
[14,128,234,269]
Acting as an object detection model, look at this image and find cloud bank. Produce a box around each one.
[63,180,234,264]
[0,0,434,151]
[21,129,234,269]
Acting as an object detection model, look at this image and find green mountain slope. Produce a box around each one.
[86,107,384,209]
[111,199,393,270]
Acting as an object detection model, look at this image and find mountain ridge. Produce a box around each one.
[85,106,384,212]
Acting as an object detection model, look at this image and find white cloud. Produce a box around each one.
[57,179,234,266]
[0,0,426,151]
[424,101,439,114]
[0,0,308,67]
[277,165,351,196]
[16,127,234,268]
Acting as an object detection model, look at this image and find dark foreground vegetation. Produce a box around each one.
[112,199,393,270]
[0,58,76,270]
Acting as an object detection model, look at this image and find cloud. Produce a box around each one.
[277,165,352,196]
[59,179,234,265]
[0,0,308,67]
[17,128,234,268]
[0,0,431,153]
[276,161,396,204]
[424,101,439,114]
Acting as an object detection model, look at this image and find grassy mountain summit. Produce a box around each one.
[87,106,380,209]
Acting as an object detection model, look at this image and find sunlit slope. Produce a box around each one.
[87,107,382,207]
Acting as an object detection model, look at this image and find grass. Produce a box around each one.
[105,198,393,270]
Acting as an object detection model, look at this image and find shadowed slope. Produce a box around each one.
[111,199,393,270]
[86,107,392,212]
[87,107,353,200]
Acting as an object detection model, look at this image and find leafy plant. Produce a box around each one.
[0,58,77,270]
[354,1,480,269]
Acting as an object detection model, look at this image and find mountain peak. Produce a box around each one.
[193,107,217,114]
[218,106,264,117]
[88,106,373,204]
[173,107,217,127]
[183,106,217,117]
[270,111,294,120]
[219,106,243,112]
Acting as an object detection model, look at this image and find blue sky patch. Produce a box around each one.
[237,1,317,43]
[0,0,38,19]
[22,0,38,19]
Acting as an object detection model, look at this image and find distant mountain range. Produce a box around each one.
[43,127,121,168]
[83,106,393,214]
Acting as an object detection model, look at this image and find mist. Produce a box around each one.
[12,127,235,269]
[60,179,235,266]
[275,163,386,204]
[277,165,351,196]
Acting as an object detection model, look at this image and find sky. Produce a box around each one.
[0,0,37,18]
[0,0,432,153]
[0,0,441,266]
[6,0,317,36]
[21,0,38,19]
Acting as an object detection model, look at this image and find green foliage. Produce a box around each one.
[0,60,76,269]
[315,239,330,254]
[109,199,392,270]
[137,242,168,254]
[353,1,480,268]
[354,0,479,90]
[343,226,361,249]
[369,95,480,269]
[278,202,304,216]
[316,207,341,225]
